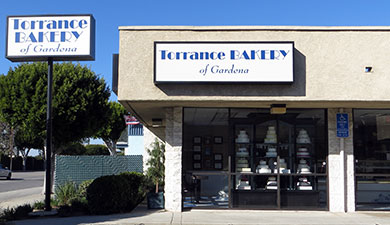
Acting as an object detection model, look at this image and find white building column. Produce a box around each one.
[328,108,355,212]
[164,107,183,212]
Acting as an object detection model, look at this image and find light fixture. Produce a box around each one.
[270,104,287,114]
[152,118,163,127]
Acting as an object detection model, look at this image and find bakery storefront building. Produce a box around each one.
[117,26,390,212]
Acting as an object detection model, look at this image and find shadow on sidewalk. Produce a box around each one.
[13,202,169,225]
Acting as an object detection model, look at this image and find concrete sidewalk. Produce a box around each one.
[8,204,390,225]
[0,187,44,209]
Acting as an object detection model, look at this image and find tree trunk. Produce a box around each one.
[155,181,159,194]
[112,142,117,155]
[22,157,26,171]
[103,139,117,156]
[21,148,30,171]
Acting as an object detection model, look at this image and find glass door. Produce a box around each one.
[278,113,327,209]
[354,110,390,211]
[231,118,279,208]
[230,108,327,210]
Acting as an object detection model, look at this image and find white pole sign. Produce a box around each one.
[6,14,95,62]
[154,42,294,83]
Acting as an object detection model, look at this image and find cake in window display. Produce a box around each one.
[264,126,277,144]
[296,129,311,144]
[237,176,251,190]
[265,147,277,157]
[266,177,277,190]
[297,177,312,190]
[235,130,250,143]
[256,160,271,173]
[236,147,251,172]
[297,147,310,158]
[274,158,290,174]
[297,159,311,174]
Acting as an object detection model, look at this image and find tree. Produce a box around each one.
[95,102,128,155]
[146,139,165,193]
[58,143,110,155]
[0,62,110,190]
[0,121,11,154]
[85,144,110,155]
[14,124,44,171]
[0,72,23,171]
[0,62,110,153]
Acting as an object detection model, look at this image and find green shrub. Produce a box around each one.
[57,205,72,217]
[69,198,89,213]
[55,181,78,206]
[85,144,110,155]
[51,197,60,207]
[0,204,33,221]
[13,204,33,219]
[77,179,94,199]
[118,172,147,206]
[57,198,89,217]
[33,201,45,210]
[1,208,15,221]
[87,172,146,215]
[59,142,87,155]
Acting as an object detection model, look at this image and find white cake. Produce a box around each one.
[296,129,311,144]
[237,168,251,172]
[275,158,290,173]
[256,160,271,173]
[297,147,310,157]
[265,147,277,157]
[264,126,277,143]
[279,158,287,169]
[266,177,278,190]
[236,147,249,157]
[237,159,248,164]
[297,159,311,174]
[297,177,312,190]
[236,130,250,143]
[237,163,249,168]
[237,180,251,190]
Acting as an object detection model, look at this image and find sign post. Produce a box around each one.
[45,57,53,211]
[6,14,95,211]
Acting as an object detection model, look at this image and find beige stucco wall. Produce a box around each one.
[118,26,390,126]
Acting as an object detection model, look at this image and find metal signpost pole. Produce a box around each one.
[45,57,53,211]
[6,15,95,212]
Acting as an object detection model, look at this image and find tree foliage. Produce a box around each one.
[85,144,110,155]
[146,139,165,193]
[0,62,111,154]
[0,122,11,153]
[95,102,128,155]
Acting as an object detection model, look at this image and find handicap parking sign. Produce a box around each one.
[337,113,349,138]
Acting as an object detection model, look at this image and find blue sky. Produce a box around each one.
[1,0,390,101]
[1,0,390,154]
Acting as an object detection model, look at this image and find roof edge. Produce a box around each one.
[118,25,390,32]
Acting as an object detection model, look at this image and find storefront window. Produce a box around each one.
[183,108,229,208]
[183,108,327,209]
[354,110,390,210]
[230,109,327,209]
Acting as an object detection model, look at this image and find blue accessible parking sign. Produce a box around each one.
[337,113,349,138]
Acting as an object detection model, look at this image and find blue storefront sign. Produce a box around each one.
[337,113,349,138]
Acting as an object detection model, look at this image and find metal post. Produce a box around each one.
[45,58,53,211]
